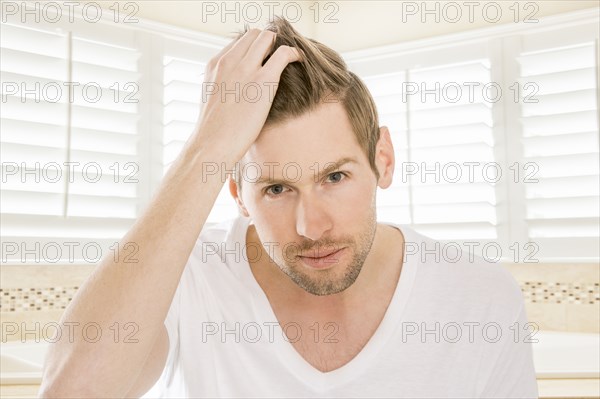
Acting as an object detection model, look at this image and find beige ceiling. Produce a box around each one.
[104,1,597,52]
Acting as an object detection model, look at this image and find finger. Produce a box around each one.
[243,30,277,68]
[221,28,262,62]
[261,45,302,80]
[212,35,240,61]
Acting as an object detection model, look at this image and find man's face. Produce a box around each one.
[237,101,381,296]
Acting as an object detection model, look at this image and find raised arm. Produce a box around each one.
[38,29,301,398]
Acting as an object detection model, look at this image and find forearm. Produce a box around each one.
[39,134,233,397]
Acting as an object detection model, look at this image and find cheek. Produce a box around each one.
[257,225,295,262]
[251,209,292,241]
[242,189,274,216]
[329,179,375,211]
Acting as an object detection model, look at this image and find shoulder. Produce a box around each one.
[197,217,238,246]
[174,215,251,299]
[396,224,525,319]
[189,216,245,261]
[177,215,248,283]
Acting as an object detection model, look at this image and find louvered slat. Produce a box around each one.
[518,41,599,259]
[1,22,143,262]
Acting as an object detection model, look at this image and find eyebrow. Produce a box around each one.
[253,156,360,186]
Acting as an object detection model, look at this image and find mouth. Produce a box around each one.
[298,247,347,270]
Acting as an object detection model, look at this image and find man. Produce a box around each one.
[39,17,538,398]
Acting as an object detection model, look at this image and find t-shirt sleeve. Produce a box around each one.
[163,276,182,360]
[141,271,184,399]
[478,305,539,398]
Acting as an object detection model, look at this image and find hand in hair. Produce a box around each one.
[193,28,302,169]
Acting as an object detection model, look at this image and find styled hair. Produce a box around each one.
[234,16,380,187]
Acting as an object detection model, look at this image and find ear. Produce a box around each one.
[374,126,395,189]
[228,177,250,217]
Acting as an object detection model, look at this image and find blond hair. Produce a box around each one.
[234,16,380,187]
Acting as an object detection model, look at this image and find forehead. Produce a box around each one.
[241,101,362,176]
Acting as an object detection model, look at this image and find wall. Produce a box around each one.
[1,263,598,343]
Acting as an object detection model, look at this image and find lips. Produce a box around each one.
[298,247,347,270]
[300,247,343,258]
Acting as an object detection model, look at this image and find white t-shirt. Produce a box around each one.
[144,215,538,398]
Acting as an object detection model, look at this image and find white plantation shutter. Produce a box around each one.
[406,59,497,241]
[364,57,499,245]
[0,13,231,266]
[518,30,599,259]
[1,23,69,218]
[161,39,238,225]
[162,55,204,170]
[68,34,141,220]
[349,13,599,261]
[1,18,142,263]
[364,72,411,225]
[1,8,597,264]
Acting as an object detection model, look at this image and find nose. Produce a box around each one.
[295,192,333,241]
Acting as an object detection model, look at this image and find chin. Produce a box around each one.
[283,261,364,296]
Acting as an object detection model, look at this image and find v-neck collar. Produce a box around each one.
[227,215,418,392]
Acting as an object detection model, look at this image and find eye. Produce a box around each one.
[326,171,347,183]
[264,184,287,196]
